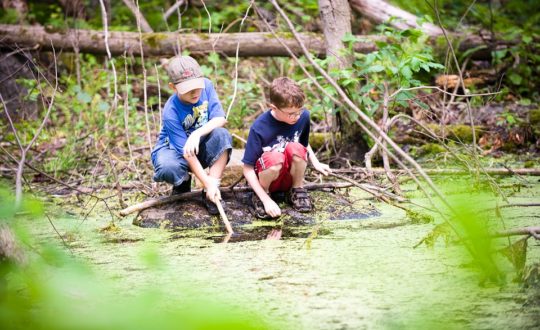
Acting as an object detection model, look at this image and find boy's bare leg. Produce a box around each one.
[290,155,307,188]
[258,164,282,192]
[208,151,228,180]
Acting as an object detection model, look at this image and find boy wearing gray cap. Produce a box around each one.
[151,55,232,215]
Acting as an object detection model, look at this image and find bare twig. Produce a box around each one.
[163,0,185,21]
[389,85,499,99]
[133,0,154,152]
[0,42,58,208]
[329,172,406,203]
[107,151,127,209]
[45,213,73,254]
[0,145,116,222]
[226,0,254,119]
[99,0,119,124]
[426,1,478,159]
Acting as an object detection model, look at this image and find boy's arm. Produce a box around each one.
[307,145,331,176]
[185,79,227,157]
[183,117,226,157]
[242,164,281,217]
[185,153,221,202]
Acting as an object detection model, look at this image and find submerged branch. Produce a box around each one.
[494,226,540,240]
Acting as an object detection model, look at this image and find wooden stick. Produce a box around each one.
[216,199,234,234]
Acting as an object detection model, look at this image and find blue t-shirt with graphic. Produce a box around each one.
[152,78,225,161]
[242,109,310,166]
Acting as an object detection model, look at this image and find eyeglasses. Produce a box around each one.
[275,107,303,119]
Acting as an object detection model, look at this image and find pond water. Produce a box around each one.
[28,176,540,329]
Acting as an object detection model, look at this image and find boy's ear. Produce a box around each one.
[168,82,176,90]
[268,103,277,110]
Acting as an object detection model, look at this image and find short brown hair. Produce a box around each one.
[269,77,305,109]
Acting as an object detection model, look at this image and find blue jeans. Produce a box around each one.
[151,127,232,186]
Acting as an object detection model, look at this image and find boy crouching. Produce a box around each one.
[242,77,331,219]
[151,55,232,215]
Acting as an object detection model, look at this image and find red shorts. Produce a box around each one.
[255,142,308,193]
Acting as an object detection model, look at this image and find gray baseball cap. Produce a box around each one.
[165,55,205,94]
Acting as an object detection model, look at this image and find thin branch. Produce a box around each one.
[226,0,254,119]
[99,0,119,114]
[122,0,153,32]
[390,85,500,99]
[427,0,478,156]
[134,0,154,152]
[164,0,186,21]
[0,42,58,208]
[45,213,73,254]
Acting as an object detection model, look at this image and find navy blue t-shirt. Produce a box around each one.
[242,109,310,166]
[151,78,225,162]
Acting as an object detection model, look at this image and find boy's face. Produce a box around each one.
[270,104,304,125]
[170,82,202,104]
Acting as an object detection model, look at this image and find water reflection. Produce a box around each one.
[210,226,313,243]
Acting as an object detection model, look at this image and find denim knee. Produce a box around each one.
[199,127,233,168]
[212,127,232,142]
[153,162,189,186]
[152,149,189,186]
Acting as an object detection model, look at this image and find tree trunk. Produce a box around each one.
[349,0,442,36]
[318,0,353,69]
[0,52,38,122]
[122,0,153,33]
[0,24,380,57]
[319,0,369,162]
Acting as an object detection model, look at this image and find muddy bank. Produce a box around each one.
[134,189,381,229]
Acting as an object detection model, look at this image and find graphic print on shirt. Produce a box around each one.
[262,130,301,153]
[182,101,209,131]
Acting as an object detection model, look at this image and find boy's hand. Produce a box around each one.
[183,132,201,158]
[313,161,332,176]
[205,182,221,204]
[263,198,281,218]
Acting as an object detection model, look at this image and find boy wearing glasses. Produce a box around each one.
[151,55,232,215]
[242,77,331,219]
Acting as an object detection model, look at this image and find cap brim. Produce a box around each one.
[175,78,205,94]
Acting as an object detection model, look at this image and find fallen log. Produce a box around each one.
[119,181,352,216]
[349,0,442,36]
[349,0,511,59]
[0,24,378,57]
[0,23,500,58]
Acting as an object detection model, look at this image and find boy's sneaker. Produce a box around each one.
[287,187,313,212]
[250,192,272,220]
[171,176,191,195]
[202,190,219,215]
